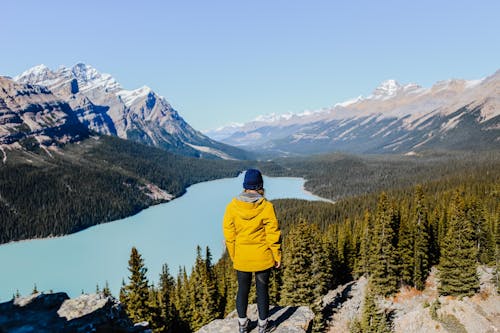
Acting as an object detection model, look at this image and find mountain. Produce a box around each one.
[0,76,90,160]
[206,70,500,155]
[14,63,249,160]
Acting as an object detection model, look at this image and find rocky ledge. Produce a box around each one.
[196,304,315,333]
[0,292,149,333]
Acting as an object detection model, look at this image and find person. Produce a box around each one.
[223,169,281,333]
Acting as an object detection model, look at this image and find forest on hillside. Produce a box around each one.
[1,138,498,247]
[260,150,500,201]
[116,163,499,332]
[0,136,250,244]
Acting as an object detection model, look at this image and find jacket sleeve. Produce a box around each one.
[222,204,236,262]
[263,202,282,263]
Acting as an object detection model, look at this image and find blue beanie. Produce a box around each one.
[243,169,263,190]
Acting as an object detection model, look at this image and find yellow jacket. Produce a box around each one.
[223,197,281,272]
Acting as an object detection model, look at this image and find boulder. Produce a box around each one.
[0,292,149,333]
[196,304,315,333]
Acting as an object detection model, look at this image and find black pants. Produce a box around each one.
[236,269,271,320]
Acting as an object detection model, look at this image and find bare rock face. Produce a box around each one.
[0,292,148,333]
[196,304,315,333]
[0,76,90,150]
[325,276,368,333]
[326,267,500,333]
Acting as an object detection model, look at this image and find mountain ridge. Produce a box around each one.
[206,70,499,155]
[12,63,250,160]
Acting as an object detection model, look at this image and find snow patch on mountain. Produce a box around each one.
[14,64,52,83]
[335,96,364,107]
[116,86,152,107]
[64,63,121,92]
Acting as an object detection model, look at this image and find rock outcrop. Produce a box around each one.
[326,266,500,333]
[0,292,149,333]
[196,304,315,333]
[324,276,368,333]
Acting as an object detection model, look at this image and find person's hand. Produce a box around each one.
[274,261,281,269]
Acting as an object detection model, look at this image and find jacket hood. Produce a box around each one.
[230,197,267,220]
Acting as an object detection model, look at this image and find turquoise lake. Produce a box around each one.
[0,174,324,301]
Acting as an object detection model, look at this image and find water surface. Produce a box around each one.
[0,174,324,300]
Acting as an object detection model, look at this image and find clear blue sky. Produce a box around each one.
[2,0,499,130]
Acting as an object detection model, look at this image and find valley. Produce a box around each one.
[0,63,498,333]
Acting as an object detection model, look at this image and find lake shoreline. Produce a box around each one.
[2,174,329,247]
[0,175,324,300]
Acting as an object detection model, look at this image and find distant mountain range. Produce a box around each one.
[1,63,249,160]
[206,70,499,155]
[2,64,498,161]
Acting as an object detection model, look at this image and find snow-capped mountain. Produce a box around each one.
[205,70,499,155]
[14,63,248,159]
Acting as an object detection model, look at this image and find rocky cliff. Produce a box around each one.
[326,267,499,333]
[196,304,315,333]
[0,292,149,333]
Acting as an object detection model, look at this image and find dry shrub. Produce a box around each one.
[477,289,490,300]
[393,286,423,303]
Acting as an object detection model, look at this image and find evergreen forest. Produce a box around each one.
[116,155,499,332]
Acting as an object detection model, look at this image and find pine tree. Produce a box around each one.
[360,280,392,333]
[413,185,430,290]
[370,193,399,297]
[360,281,379,333]
[189,246,221,331]
[173,267,191,332]
[281,220,316,305]
[147,286,162,331]
[269,268,282,305]
[157,263,177,333]
[314,239,333,299]
[103,281,112,297]
[119,278,127,304]
[281,220,330,305]
[214,253,237,315]
[337,221,355,282]
[467,199,494,264]
[428,207,441,266]
[397,214,414,287]
[354,212,372,278]
[438,192,479,296]
[200,247,221,324]
[188,246,205,330]
[437,208,448,249]
[120,247,151,323]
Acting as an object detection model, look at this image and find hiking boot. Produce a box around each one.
[258,321,268,333]
[238,319,249,333]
